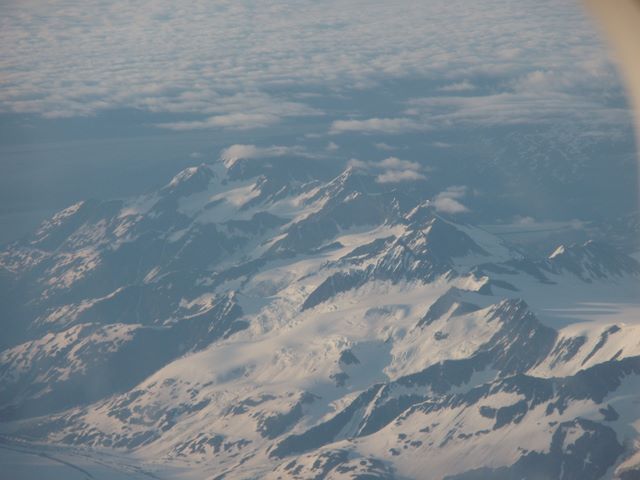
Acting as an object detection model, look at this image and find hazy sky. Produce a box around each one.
[0,0,636,243]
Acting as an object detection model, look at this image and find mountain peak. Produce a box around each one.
[163,163,215,197]
[546,240,640,281]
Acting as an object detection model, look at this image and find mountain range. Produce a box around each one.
[1,153,640,479]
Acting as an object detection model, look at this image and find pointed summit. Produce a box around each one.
[163,163,215,197]
[546,240,640,281]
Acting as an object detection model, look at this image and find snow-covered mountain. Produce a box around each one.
[1,154,640,479]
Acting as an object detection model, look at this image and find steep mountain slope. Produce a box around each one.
[1,155,640,479]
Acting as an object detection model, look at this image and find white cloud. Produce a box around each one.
[513,215,536,225]
[439,80,475,92]
[433,197,469,214]
[376,170,426,183]
[219,144,310,168]
[158,113,279,131]
[433,186,470,214]
[0,0,627,137]
[326,141,339,151]
[377,157,421,171]
[374,143,397,151]
[348,156,427,183]
[153,93,320,130]
[330,118,423,135]
[406,90,629,128]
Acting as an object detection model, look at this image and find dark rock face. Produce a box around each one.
[275,449,396,480]
[269,191,414,257]
[620,470,640,480]
[548,335,588,369]
[545,241,640,281]
[0,293,244,420]
[269,300,639,471]
[599,404,620,422]
[257,394,316,440]
[301,270,367,311]
[339,349,360,366]
[160,164,216,198]
[482,299,557,375]
[270,385,383,458]
[417,287,479,328]
[301,217,497,311]
[269,301,557,457]
[581,325,621,366]
[447,418,624,480]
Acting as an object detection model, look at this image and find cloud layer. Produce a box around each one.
[330,118,424,135]
[433,186,470,214]
[349,157,427,184]
[0,0,627,133]
[219,144,311,167]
